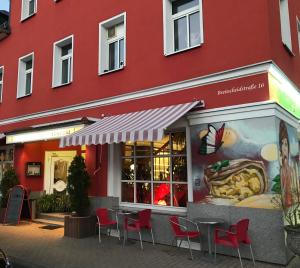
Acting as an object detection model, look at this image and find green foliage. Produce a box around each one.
[37,193,71,213]
[67,155,90,216]
[271,174,281,194]
[271,174,300,228]
[0,166,19,208]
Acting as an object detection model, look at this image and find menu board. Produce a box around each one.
[4,185,25,225]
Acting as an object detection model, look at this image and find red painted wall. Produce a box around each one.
[14,140,82,192]
[0,0,277,121]
[267,0,300,88]
[0,73,269,133]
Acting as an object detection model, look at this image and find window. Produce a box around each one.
[17,53,34,98]
[279,0,292,52]
[21,0,37,21]
[121,132,188,208]
[99,13,126,75]
[297,18,300,54]
[163,0,203,55]
[0,67,3,102]
[52,35,73,87]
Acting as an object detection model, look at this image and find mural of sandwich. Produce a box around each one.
[204,159,268,202]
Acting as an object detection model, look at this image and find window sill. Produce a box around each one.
[17,93,32,99]
[283,43,295,57]
[52,81,72,89]
[99,66,125,76]
[20,13,36,23]
[120,202,187,215]
[164,43,202,57]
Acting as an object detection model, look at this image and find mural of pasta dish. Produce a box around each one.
[204,159,268,202]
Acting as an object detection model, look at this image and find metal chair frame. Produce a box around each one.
[169,216,202,260]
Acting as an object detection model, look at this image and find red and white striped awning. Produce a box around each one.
[59,101,200,147]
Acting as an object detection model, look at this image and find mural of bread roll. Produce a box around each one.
[204,159,268,201]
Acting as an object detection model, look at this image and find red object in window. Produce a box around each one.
[96,208,119,243]
[169,216,201,260]
[214,219,255,267]
[123,209,155,250]
[154,183,170,204]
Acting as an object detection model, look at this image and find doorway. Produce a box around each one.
[44,151,77,194]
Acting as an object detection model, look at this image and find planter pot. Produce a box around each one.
[285,225,300,256]
[0,208,6,223]
[64,215,96,239]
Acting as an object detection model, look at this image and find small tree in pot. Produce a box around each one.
[66,155,90,216]
[272,175,300,256]
[0,166,19,208]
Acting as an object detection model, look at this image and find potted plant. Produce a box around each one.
[64,155,96,238]
[0,166,19,223]
[272,175,300,256]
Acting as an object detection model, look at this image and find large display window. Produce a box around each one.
[121,132,188,207]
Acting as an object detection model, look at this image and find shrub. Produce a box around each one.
[37,193,71,213]
[0,166,19,208]
[67,155,90,216]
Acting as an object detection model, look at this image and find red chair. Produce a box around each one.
[96,208,119,243]
[169,216,201,260]
[214,219,255,268]
[123,209,154,250]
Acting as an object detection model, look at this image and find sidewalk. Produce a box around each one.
[0,222,298,268]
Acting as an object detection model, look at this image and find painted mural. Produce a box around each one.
[191,117,299,209]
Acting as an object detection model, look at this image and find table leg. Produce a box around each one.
[207,225,212,255]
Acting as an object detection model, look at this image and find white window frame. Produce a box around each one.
[163,0,204,56]
[297,17,300,54]
[21,0,37,21]
[120,132,188,209]
[52,35,74,88]
[0,66,3,103]
[99,12,126,75]
[17,52,34,99]
[279,0,293,53]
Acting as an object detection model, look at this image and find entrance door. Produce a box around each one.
[44,151,77,194]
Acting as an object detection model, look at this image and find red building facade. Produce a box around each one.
[0,1,300,264]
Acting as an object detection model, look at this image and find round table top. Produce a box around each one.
[192,217,225,225]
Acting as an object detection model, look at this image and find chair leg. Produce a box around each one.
[178,239,182,248]
[116,214,121,240]
[98,226,101,243]
[171,237,176,247]
[214,244,217,263]
[123,230,126,247]
[237,248,243,268]
[150,228,155,245]
[138,231,143,250]
[187,236,193,260]
[249,244,255,266]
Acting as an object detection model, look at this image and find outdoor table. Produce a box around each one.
[192,217,225,256]
[112,208,138,243]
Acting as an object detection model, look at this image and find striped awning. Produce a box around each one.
[59,101,200,147]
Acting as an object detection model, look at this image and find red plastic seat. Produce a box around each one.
[96,208,119,243]
[123,209,154,250]
[169,216,201,260]
[214,219,255,268]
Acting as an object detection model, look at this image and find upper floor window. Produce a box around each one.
[279,0,292,52]
[52,35,73,87]
[121,132,188,208]
[17,53,34,98]
[99,13,126,75]
[0,67,3,102]
[163,0,203,56]
[21,0,37,21]
[297,18,300,54]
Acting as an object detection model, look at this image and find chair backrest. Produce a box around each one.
[169,216,185,236]
[95,208,110,225]
[138,209,151,228]
[235,219,250,242]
